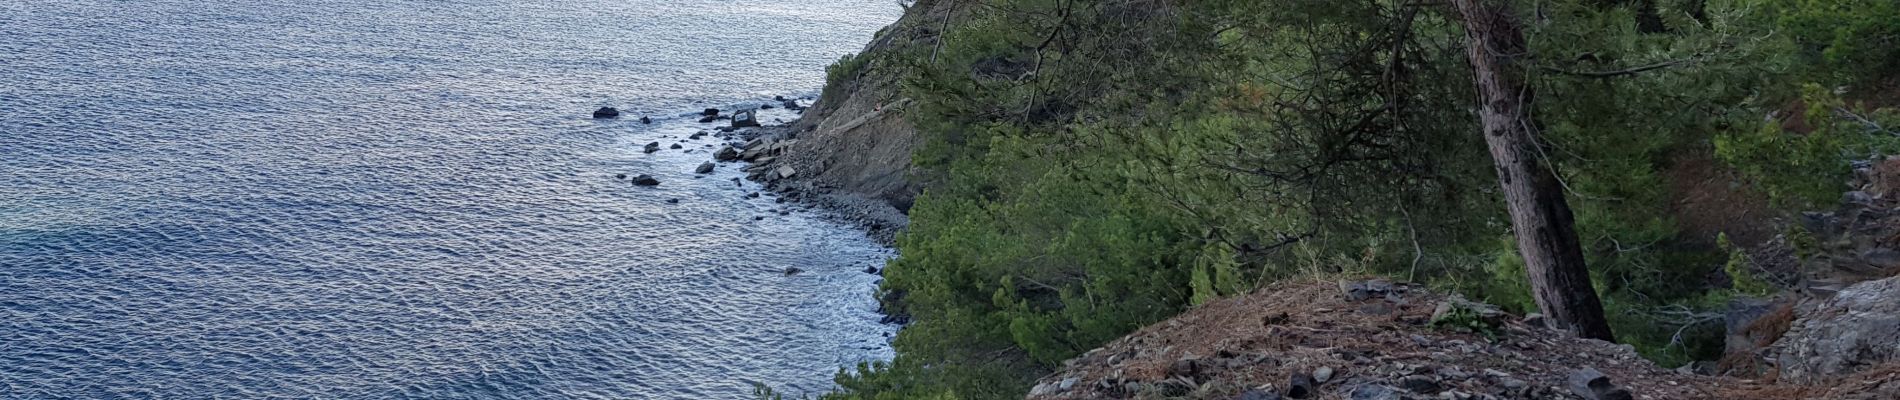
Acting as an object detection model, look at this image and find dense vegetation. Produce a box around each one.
[809,0,1900,398]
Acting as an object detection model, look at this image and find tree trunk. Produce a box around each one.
[1452,0,1617,341]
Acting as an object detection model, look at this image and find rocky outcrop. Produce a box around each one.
[1773,275,1900,384]
[763,0,962,216]
[1797,156,1900,294]
[1025,280,1842,400]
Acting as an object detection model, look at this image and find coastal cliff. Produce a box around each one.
[739,1,966,243]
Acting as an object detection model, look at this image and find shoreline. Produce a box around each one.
[663,98,910,246]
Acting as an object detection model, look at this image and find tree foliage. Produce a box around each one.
[814,0,1900,398]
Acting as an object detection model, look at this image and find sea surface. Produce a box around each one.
[0,0,903,398]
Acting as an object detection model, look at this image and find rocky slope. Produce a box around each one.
[1024,279,1895,400]
[737,0,966,243]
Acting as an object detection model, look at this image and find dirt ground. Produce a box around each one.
[1025,279,1886,399]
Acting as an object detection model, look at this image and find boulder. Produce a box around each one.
[1565,367,1634,400]
[714,146,741,161]
[1347,385,1402,400]
[695,162,715,174]
[643,142,661,153]
[1773,275,1900,383]
[630,174,660,186]
[592,107,620,118]
[732,110,761,128]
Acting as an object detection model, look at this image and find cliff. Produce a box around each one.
[747,0,966,242]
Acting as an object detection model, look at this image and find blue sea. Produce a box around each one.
[0,0,902,398]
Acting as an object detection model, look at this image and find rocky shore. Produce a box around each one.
[606,95,913,246]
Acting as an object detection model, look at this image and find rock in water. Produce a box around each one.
[732,109,761,128]
[701,108,720,116]
[669,143,682,149]
[695,162,715,174]
[643,142,661,153]
[630,174,660,186]
[783,267,803,275]
[592,107,620,119]
[714,146,740,161]
[639,116,652,124]
[697,115,717,123]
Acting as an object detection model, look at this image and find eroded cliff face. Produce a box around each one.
[767,0,964,218]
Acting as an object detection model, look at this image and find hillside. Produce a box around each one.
[1025,280,1900,399]
[785,0,1900,399]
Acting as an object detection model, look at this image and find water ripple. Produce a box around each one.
[0,0,902,398]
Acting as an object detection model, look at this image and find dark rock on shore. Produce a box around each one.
[630,174,660,186]
[733,109,761,128]
[593,107,620,118]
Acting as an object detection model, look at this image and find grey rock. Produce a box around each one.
[1348,384,1403,400]
[695,162,715,174]
[783,267,803,276]
[1234,389,1282,400]
[643,142,661,153]
[1314,366,1334,383]
[1775,275,1900,383]
[1058,377,1078,391]
[733,109,761,128]
[592,107,619,118]
[669,143,682,149]
[714,146,741,161]
[630,174,660,186]
[1565,367,1633,400]
[1398,374,1441,394]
